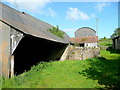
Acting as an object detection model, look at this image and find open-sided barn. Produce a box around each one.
[112,35,120,50]
[0,3,70,77]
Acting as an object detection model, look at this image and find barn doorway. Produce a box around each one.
[13,35,68,75]
[79,43,85,47]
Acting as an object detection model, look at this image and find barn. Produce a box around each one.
[70,36,98,47]
[71,27,98,47]
[0,3,70,77]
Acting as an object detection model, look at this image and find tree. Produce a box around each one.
[111,28,120,37]
[103,37,106,39]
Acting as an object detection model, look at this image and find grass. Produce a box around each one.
[2,38,120,88]
[2,50,120,88]
[98,38,112,47]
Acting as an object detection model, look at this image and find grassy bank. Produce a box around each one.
[98,38,112,47]
[2,49,120,88]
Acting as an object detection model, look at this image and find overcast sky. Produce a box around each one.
[2,0,119,38]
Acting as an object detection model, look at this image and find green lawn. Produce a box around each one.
[2,49,120,88]
[98,38,112,47]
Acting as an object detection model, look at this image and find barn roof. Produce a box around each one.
[76,27,96,33]
[70,36,98,43]
[111,35,120,40]
[0,3,70,44]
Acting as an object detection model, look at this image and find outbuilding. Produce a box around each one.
[70,36,98,47]
[112,35,120,50]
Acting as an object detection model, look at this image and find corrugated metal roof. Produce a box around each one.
[76,27,96,33]
[111,35,120,40]
[0,3,70,44]
[70,36,98,43]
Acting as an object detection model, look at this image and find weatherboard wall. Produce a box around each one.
[0,21,11,77]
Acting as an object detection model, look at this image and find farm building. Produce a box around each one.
[75,27,96,37]
[0,3,70,77]
[71,27,98,47]
[70,36,98,47]
[112,35,120,50]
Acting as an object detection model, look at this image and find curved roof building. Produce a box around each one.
[75,27,96,37]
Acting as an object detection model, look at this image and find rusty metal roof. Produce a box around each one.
[0,3,70,44]
[70,36,98,43]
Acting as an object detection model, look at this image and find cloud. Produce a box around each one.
[2,0,57,17]
[2,0,51,13]
[66,7,90,20]
[66,7,96,20]
[94,2,109,12]
[3,0,51,2]
[3,0,119,2]
[48,8,57,17]
[90,13,96,18]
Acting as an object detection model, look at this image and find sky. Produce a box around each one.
[2,0,119,38]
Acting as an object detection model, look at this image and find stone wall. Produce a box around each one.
[60,45,100,61]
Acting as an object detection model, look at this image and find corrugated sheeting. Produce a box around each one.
[0,3,70,44]
[76,27,96,33]
[70,36,98,43]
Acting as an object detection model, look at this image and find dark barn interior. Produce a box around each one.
[13,35,68,75]
[80,43,85,47]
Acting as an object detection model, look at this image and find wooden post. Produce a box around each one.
[10,55,14,77]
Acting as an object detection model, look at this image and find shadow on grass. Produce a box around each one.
[104,44,112,47]
[107,47,120,54]
[79,57,120,89]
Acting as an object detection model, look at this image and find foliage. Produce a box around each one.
[47,26,65,39]
[81,38,87,42]
[111,28,120,37]
[103,37,106,39]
